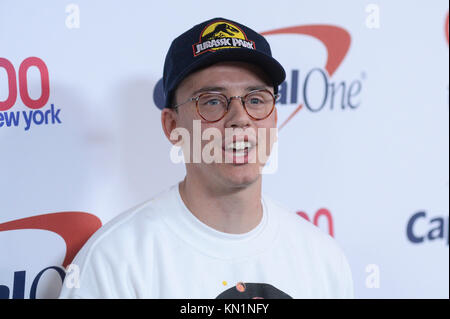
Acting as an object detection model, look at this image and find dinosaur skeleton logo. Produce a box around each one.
[193,21,255,56]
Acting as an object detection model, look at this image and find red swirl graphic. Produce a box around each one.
[0,212,102,268]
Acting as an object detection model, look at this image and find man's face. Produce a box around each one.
[169,61,277,189]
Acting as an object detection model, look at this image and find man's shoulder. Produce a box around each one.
[263,194,318,234]
[74,186,176,261]
[60,186,178,298]
[264,195,345,256]
[264,195,353,298]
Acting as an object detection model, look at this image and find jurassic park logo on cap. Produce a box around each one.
[192,21,256,56]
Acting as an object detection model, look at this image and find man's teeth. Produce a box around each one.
[226,141,253,151]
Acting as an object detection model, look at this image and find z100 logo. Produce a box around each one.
[0,212,101,298]
[0,57,61,131]
[0,267,67,299]
[297,208,334,237]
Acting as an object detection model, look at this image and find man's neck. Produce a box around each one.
[178,174,263,234]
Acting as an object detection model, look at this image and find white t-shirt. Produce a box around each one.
[59,183,354,299]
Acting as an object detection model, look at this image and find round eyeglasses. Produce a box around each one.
[172,89,280,123]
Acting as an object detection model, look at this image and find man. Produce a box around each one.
[59,17,354,299]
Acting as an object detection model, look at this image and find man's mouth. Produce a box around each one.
[225,141,254,155]
[222,138,257,164]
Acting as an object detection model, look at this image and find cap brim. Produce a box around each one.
[164,48,286,108]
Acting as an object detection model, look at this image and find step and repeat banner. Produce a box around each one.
[0,0,448,298]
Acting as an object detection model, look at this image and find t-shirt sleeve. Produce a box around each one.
[338,250,354,299]
[58,232,134,299]
[58,243,107,298]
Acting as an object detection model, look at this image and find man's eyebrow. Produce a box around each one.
[191,87,226,96]
[191,85,271,96]
[245,85,271,92]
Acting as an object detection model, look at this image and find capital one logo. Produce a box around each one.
[0,57,61,131]
[0,212,102,298]
[406,211,449,245]
[153,23,363,130]
[261,24,363,129]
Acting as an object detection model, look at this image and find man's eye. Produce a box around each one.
[248,97,263,105]
[205,98,222,106]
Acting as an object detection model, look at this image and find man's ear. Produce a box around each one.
[274,107,278,142]
[161,108,179,145]
[274,107,278,126]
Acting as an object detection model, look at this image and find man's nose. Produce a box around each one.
[225,97,251,127]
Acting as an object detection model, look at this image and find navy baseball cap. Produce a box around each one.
[160,17,286,109]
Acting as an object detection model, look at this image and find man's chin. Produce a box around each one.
[219,163,262,188]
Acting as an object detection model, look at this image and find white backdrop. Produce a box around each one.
[0,0,448,299]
